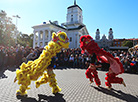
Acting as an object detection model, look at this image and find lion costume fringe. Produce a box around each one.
[14,31,69,96]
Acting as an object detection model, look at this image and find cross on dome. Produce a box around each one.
[74,0,76,5]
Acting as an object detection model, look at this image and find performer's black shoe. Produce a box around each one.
[16,92,28,99]
[97,85,100,87]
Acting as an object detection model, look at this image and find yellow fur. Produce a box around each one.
[15,31,69,95]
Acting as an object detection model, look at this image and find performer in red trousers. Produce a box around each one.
[104,57,126,89]
[80,35,126,89]
[85,53,101,86]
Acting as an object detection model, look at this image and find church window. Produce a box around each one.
[79,15,81,21]
[79,35,81,39]
[40,33,43,40]
[71,15,73,22]
[70,37,72,42]
[35,32,38,40]
[45,30,48,40]
[45,42,48,45]
[40,31,43,40]
[40,42,43,47]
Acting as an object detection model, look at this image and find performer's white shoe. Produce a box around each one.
[106,86,112,90]
[89,80,93,84]
[122,81,126,87]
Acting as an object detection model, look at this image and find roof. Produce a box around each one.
[67,25,85,30]
[32,21,85,31]
[114,38,138,41]
[67,5,82,11]
[109,47,129,50]
[49,21,66,30]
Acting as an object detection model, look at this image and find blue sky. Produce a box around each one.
[1,0,138,39]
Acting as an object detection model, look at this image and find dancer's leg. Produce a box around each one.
[35,73,49,88]
[93,70,101,86]
[85,68,94,83]
[47,69,61,94]
[105,73,126,88]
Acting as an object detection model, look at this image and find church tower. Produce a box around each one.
[65,0,83,28]
[95,29,100,40]
[108,28,113,40]
[32,0,89,49]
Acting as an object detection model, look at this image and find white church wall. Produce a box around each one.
[33,2,88,49]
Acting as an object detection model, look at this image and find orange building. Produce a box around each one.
[113,38,138,47]
[109,38,138,50]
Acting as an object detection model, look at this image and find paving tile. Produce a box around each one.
[0,68,138,102]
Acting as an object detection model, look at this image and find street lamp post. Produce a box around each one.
[13,15,21,44]
[0,10,6,17]
[133,38,135,46]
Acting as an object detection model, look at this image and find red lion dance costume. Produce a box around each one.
[85,53,101,87]
[80,35,126,89]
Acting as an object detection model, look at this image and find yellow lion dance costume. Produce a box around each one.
[14,31,69,96]
[128,44,138,55]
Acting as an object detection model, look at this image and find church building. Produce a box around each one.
[32,0,89,48]
[95,28,114,50]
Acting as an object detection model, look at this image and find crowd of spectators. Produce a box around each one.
[0,45,138,74]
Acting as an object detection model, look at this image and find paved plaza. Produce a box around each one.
[0,68,138,102]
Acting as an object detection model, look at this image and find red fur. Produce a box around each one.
[85,68,101,86]
[80,35,124,87]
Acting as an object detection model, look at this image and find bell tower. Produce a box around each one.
[108,28,113,40]
[65,0,83,28]
[95,29,100,40]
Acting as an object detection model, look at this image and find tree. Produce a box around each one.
[17,33,34,47]
[29,33,34,47]
[122,40,133,48]
[0,10,34,47]
[0,10,17,46]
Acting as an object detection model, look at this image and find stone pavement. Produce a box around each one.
[0,68,138,102]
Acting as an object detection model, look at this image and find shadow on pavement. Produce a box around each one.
[0,70,8,79]
[54,66,87,70]
[8,68,17,72]
[92,86,138,102]
[17,93,66,102]
[38,93,66,102]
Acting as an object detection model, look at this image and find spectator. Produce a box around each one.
[0,48,4,70]
[69,54,74,68]
[26,51,36,62]
[0,44,137,74]
[64,55,68,67]
[73,54,79,68]
[58,54,64,67]
[122,58,130,73]
[130,57,137,73]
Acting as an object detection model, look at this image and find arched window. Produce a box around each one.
[45,30,48,40]
[35,32,38,41]
[71,15,73,22]
[70,37,72,42]
[79,15,81,22]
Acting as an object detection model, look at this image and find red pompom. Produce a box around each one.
[130,63,134,66]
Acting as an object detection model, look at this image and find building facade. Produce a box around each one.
[95,28,114,50]
[32,1,89,48]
